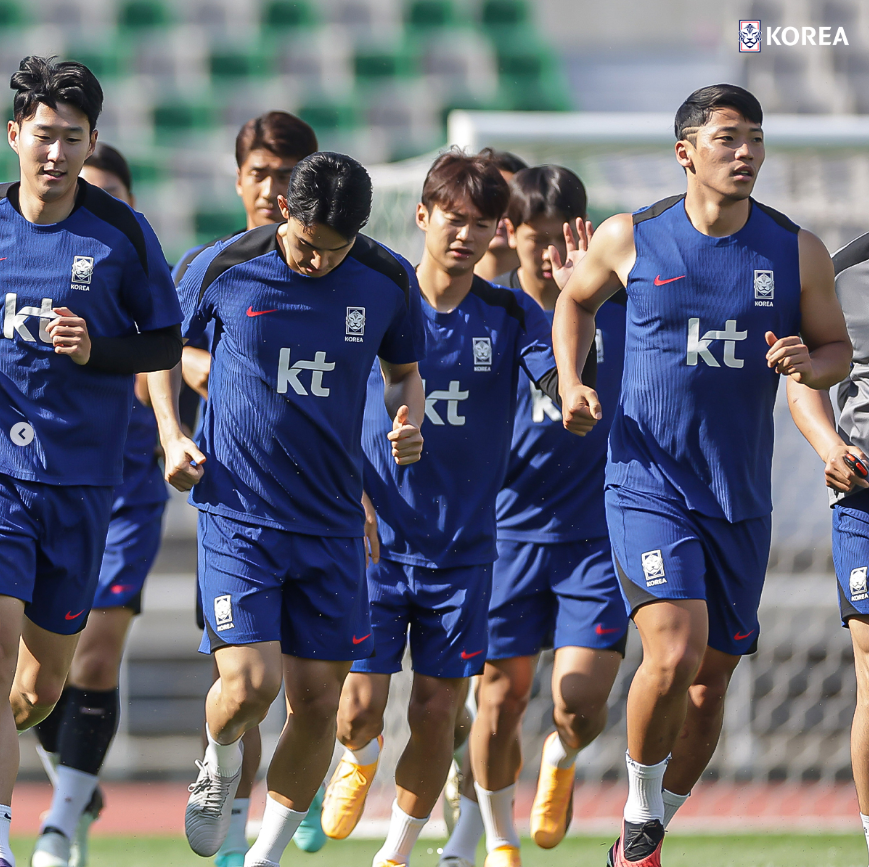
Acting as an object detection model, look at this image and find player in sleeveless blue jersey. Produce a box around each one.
[320,151,565,867]
[146,152,426,867]
[30,143,170,867]
[0,57,182,867]
[552,84,851,866]
[439,166,627,867]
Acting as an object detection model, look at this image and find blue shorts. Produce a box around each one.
[0,475,113,635]
[605,486,771,656]
[197,511,372,660]
[488,537,628,659]
[351,558,492,679]
[92,501,166,614]
[833,489,869,625]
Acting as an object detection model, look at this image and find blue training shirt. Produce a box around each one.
[497,291,627,543]
[607,195,802,522]
[0,180,181,487]
[112,396,168,510]
[362,276,557,569]
[179,224,426,537]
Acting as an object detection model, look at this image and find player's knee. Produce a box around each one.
[70,654,119,691]
[338,704,384,747]
[556,695,608,747]
[407,689,458,737]
[222,671,281,720]
[649,646,703,693]
[690,675,730,719]
[488,685,530,730]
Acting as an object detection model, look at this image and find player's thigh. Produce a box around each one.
[552,645,622,716]
[849,616,869,694]
[214,641,284,705]
[338,671,391,724]
[16,618,81,707]
[68,606,135,688]
[477,656,537,715]
[688,645,741,709]
[408,671,468,729]
[0,596,24,688]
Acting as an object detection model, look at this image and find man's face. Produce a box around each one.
[8,101,97,203]
[237,148,299,228]
[416,200,498,276]
[508,212,571,286]
[79,166,133,206]
[278,201,355,277]
[677,107,764,201]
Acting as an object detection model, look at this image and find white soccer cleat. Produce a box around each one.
[442,758,463,835]
[438,857,474,867]
[31,828,71,867]
[185,758,242,856]
[69,786,103,867]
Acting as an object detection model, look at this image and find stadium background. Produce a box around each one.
[4,0,869,831]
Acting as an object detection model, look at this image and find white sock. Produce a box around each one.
[206,725,243,778]
[35,746,59,787]
[475,782,519,852]
[0,805,14,867]
[219,797,250,855]
[346,738,381,766]
[244,794,305,867]
[623,752,668,824]
[441,795,484,862]
[373,800,427,865]
[542,732,579,770]
[41,766,98,839]
[662,789,690,829]
[861,812,869,858]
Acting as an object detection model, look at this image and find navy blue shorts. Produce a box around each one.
[197,511,372,660]
[92,501,166,614]
[351,557,492,679]
[0,474,113,635]
[833,489,869,625]
[605,486,771,656]
[488,537,628,659]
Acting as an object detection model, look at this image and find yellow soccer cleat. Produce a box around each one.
[372,861,406,867]
[483,845,521,866]
[530,733,576,849]
[321,735,383,840]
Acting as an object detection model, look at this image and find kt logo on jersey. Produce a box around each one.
[346,307,365,342]
[686,319,746,369]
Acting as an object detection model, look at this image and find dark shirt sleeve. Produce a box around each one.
[86,324,183,374]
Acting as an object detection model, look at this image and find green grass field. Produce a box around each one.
[10,834,869,867]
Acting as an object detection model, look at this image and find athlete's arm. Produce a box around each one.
[380,359,425,465]
[182,345,211,399]
[147,361,206,491]
[362,490,380,566]
[786,378,868,492]
[552,213,635,435]
[765,230,851,389]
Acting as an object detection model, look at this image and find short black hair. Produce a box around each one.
[285,152,371,241]
[11,55,103,133]
[507,165,587,229]
[477,147,528,175]
[421,149,510,222]
[84,142,132,193]
[675,84,763,141]
[235,111,318,168]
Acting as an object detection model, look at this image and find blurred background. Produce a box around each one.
[3,0,869,808]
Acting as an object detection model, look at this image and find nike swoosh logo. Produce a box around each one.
[654,274,686,286]
[595,624,621,635]
[352,633,371,644]
[0,258,6,262]
[246,306,278,317]
[111,585,135,594]
[461,649,483,660]
[65,609,86,620]
[733,630,755,640]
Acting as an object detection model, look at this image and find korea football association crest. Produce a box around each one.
[754,270,774,306]
[473,337,492,371]
[71,255,94,290]
[642,549,667,587]
[851,567,868,602]
[739,20,762,52]
[214,594,235,632]
[346,306,365,343]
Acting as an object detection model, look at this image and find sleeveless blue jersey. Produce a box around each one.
[362,277,556,569]
[0,180,181,487]
[497,293,626,542]
[607,195,801,522]
[179,225,426,537]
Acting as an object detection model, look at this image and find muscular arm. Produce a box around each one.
[380,359,425,465]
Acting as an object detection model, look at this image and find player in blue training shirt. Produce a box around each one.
[320,151,566,867]
[146,151,426,867]
[439,166,627,867]
[30,143,170,867]
[0,56,182,867]
[553,84,851,866]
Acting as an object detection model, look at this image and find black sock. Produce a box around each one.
[57,687,120,776]
[33,688,70,754]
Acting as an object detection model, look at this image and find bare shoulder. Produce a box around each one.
[797,229,834,289]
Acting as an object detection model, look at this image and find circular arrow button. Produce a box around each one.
[10,422,34,446]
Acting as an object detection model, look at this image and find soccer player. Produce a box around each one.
[147,151,426,867]
[0,55,182,867]
[30,143,169,867]
[321,150,565,867]
[552,83,851,866]
[174,110,320,865]
[473,149,527,283]
[439,166,626,867]
[785,233,869,866]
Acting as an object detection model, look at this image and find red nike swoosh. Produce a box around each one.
[246,306,278,317]
[65,609,86,620]
[352,633,371,644]
[654,274,686,286]
[0,258,6,262]
[461,649,483,660]
[595,624,621,635]
[733,630,755,640]
[111,584,135,594]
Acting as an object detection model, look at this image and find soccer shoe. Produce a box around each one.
[443,757,463,835]
[321,735,383,839]
[530,736,575,849]
[69,785,104,867]
[438,858,475,867]
[184,756,243,856]
[606,819,664,866]
[31,827,71,867]
[293,783,327,852]
[213,854,245,867]
[372,861,406,867]
[483,846,520,866]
